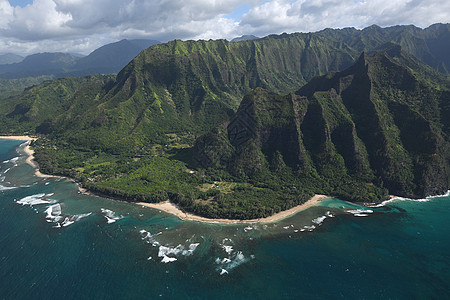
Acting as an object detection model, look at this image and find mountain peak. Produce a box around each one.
[230,35,259,42]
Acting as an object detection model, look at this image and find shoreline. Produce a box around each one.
[1,135,328,224]
[138,194,329,224]
[0,135,59,178]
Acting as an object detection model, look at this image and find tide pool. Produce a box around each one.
[0,139,449,299]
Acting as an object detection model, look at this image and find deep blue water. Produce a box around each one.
[0,139,449,299]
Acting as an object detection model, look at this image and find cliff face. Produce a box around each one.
[2,25,450,156]
[195,48,450,200]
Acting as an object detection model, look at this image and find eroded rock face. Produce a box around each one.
[195,48,450,200]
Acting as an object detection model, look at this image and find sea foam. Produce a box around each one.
[368,192,449,207]
[215,250,252,274]
[44,203,91,228]
[45,204,62,222]
[312,216,327,225]
[101,208,123,223]
[244,226,254,232]
[346,209,373,217]
[158,243,200,259]
[2,157,19,164]
[0,183,17,191]
[161,255,177,263]
[16,193,53,206]
[60,213,92,227]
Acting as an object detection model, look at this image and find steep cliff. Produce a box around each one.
[195,47,450,200]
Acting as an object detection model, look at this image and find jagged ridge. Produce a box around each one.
[195,47,450,200]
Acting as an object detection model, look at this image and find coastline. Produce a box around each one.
[1,135,328,224]
[137,194,328,224]
[0,135,59,178]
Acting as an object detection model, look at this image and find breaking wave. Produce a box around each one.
[140,229,200,263]
[346,209,373,217]
[370,191,449,208]
[0,183,17,191]
[215,237,254,275]
[16,193,54,206]
[101,208,123,224]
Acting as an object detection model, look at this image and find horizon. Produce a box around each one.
[1,0,449,56]
[0,22,447,57]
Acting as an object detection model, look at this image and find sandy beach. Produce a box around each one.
[1,135,328,223]
[0,135,35,141]
[138,194,328,224]
[0,135,58,178]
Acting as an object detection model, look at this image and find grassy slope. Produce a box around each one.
[0,26,449,219]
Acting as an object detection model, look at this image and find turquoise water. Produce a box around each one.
[1,139,449,299]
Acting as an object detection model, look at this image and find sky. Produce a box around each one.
[0,0,449,56]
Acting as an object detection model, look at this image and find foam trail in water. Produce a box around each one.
[140,229,162,246]
[101,208,123,223]
[2,157,20,175]
[161,255,177,263]
[216,237,254,274]
[215,250,252,275]
[220,238,234,255]
[140,229,201,263]
[60,213,92,227]
[2,157,19,164]
[45,204,62,222]
[158,246,178,263]
[44,203,91,228]
[16,193,54,206]
[220,268,228,275]
[428,190,450,199]
[0,183,17,191]
[312,216,327,225]
[370,191,450,208]
[346,209,373,217]
[244,226,254,232]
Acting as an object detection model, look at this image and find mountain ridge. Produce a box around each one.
[195,47,450,203]
[0,25,449,219]
[0,39,160,79]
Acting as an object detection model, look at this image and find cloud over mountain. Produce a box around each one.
[0,0,449,55]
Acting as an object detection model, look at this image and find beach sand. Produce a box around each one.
[138,194,328,224]
[0,135,58,178]
[1,135,328,224]
[0,135,35,141]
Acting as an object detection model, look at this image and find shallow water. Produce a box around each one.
[0,139,449,299]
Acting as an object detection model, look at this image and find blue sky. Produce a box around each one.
[0,0,449,55]
[8,0,32,7]
[225,4,251,21]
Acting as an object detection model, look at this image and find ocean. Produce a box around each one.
[0,139,449,299]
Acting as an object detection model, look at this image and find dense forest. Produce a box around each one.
[0,24,449,219]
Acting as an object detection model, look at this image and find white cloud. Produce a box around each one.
[0,0,14,29]
[0,0,449,55]
[241,0,450,36]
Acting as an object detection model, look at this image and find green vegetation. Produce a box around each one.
[0,76,55,99]
[0,25,449,219]
[0,39,160,79]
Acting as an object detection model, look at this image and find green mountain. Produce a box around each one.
[195,45,450,203]
[67,39,160,76]
[0,34,359,153]
[0,39,160,79]
[0,53,79,79]
[0,39,160,99]
[230,35,259,42]
[0,75,115,134]
[0,53,24,64]
[47,24,450,155]
[0,25,449,219]
[315,23,450,74]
